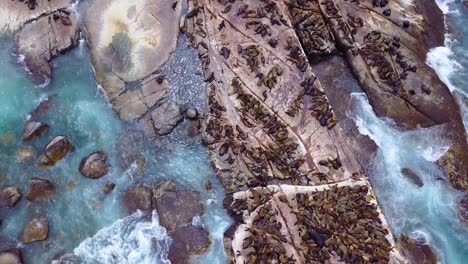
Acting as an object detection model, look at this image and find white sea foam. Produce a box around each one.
[56,210,172,264]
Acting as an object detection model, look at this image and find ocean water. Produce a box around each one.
[0,34,231,263]
[345,1,468,263]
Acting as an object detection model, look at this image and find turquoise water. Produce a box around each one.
[0,35,231,263]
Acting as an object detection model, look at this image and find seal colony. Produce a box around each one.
[1,0,467,263]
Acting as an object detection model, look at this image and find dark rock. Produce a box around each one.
[26,177,55,202]
[102,183,116,195]
[123,183,153,214]
[0,187,22,208]
[401,168,424,187]
[400,234,437,264]
[21,216,49,243]
[204,180,212,191]
[153,181,204,232]
[187,120,201,137]
[168,225,211,264]
[79,151,110,179]
[0,248,23,264]
[22,120,49,141]
[44,136,73,164]
[16,146,36,163]
[30,95,56,119]
[458,195,468,223]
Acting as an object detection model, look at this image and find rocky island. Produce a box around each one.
[0,0,467,263]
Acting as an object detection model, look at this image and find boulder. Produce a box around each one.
[123,183,153,214]
[30,95,56,119]
[15,8,80,84]
[153,182,204,232]
[44,136,73,164]
[400,234,437,264]
[21,216,49,243]
[401,168,424,187]
[16,145,36,163]
[26,177,55,202]
[0,187,22,208]
[0,248,23,264]
[151,101,183,136]
[79,151,110,179]
[186,107,198,120]
[22,120,49,141]
[168,225,211,264]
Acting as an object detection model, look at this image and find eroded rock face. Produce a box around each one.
[22,120,49,141]
[0,248,23,264]
[21,216,49,243]
[15,8,80,83]
[26,177,55,202]
[458,195,468,224]
[42,136,73,165]
[0,187,22,208]
[400,234,437,264]
[79,151,110,179]
[82,0,184,138]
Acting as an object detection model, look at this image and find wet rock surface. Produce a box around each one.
[79,151,110,179]
[458,195,468,224]
[25,177,55,202]
[42,136,73,165]
[0,187,22,208]
[14,8,80,84]
[21,216,49,243]
[400,234,437,264]
[0,248,23,264]
[123,180,211,263]
[22,120,49,141]
[16,146,37,164]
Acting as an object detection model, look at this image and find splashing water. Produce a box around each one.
[348,93,468,264]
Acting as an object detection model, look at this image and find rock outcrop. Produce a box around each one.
[185,0,404,262]
[122,180,211,263]
[26,177,55,202]
[0,186,22,208]
[79,151,110,179]
[81,0,184,138]
[284,0,468,190]
[15,8,80,83]
[21,216,49,243]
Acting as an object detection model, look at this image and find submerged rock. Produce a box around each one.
[79,151,110,179]
[26,177,55,202]
[400,234,437,264]
[21,216,49,243]
[0,186,22,208]
[102,183,116,195]
[401,168,424,187]
[123,183,153,214]
[22,120,49,141]
[30,95,56,119]
[0,248,23,264]
[43,136,73,164]
[16,145,36,163]
[458,195,468,224]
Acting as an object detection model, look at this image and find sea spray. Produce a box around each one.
[348,93,468,263]
[55,210,172,264]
